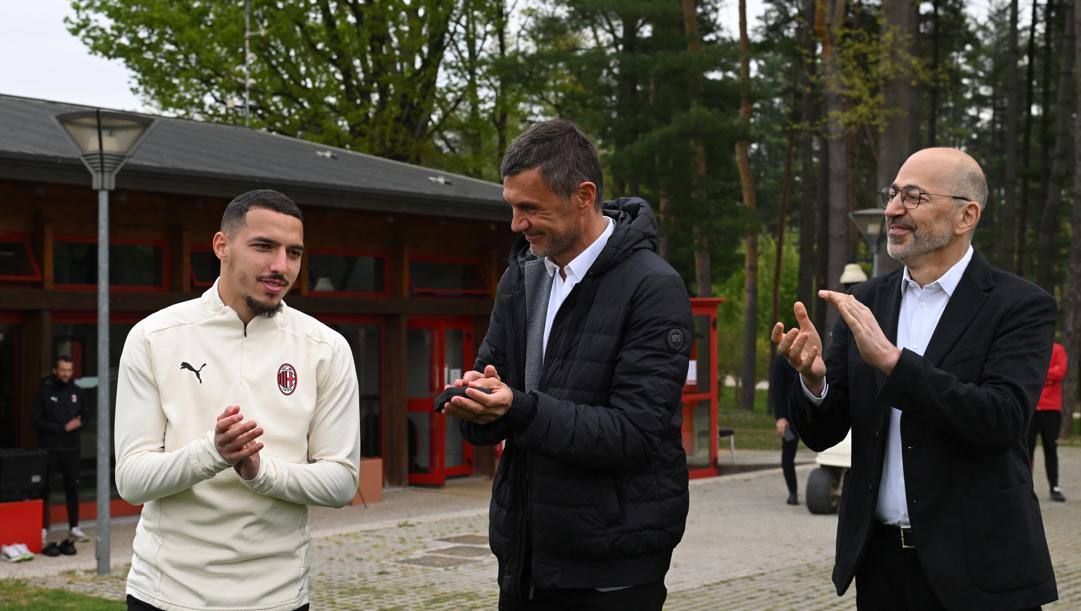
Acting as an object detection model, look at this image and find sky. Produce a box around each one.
[0,0,995,115]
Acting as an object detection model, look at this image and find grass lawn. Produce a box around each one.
[716,386,788,451]
[0,580,121,610]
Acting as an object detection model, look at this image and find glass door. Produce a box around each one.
[0,313,21,448]
[407,318,475,485]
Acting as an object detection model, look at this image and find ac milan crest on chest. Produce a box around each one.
[277,363,298,396]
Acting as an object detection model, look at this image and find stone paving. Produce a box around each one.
[5,447,1081,609]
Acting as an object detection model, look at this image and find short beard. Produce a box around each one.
[244,295,283,319]
[887,221,953,263]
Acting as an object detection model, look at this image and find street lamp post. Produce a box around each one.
[849,208,885,277]
[55,110,153,576]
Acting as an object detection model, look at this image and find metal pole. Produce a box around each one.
[96,187,111,575]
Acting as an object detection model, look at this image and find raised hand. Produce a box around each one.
[818,290,900,375]
[771,301,827,394]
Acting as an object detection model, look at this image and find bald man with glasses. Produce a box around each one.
[774,148,1058,610]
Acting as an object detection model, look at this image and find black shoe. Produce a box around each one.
[42,542,61,557]
[786,492,799,505]
[58,539,77,556]
[1051,487,1066,502]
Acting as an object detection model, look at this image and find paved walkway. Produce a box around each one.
[4,447,1081,609]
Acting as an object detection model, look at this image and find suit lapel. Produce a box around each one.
[921,252,994,367]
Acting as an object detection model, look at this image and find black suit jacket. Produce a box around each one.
[791,250,1058,610]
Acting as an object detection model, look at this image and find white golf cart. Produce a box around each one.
[805,431,851,515]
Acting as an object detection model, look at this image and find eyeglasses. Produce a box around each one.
[878,186,971,210]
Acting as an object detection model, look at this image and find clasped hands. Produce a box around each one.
[771,290,901,395]
[441,364,514,424]
[214,405,263,480]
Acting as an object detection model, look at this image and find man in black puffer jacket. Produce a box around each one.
[443,119,691,610]
[32,355,87,544]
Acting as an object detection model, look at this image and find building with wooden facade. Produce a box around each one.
[0,94,516,501]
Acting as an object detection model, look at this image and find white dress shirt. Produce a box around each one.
[802,246,974,526]
[541,217,614,358]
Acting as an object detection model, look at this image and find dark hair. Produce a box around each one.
[221,189,303,235]
[55,355,73,367]
[500,119,604,209]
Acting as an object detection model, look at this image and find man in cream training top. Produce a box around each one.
[115,190,361,611]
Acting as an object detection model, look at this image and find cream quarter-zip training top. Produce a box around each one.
[114,281,361,611]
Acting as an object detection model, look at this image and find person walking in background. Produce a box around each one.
[770,353,800,505]
[32,355,88,552]
[1030,340,1067,502]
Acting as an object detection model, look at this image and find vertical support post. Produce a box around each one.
[96,187,111,576]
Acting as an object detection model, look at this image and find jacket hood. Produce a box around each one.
[510,196,661,275]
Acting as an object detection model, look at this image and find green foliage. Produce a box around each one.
[68,0,458,163]
[714,232,802,387]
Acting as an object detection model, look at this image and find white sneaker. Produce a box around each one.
[1,545,19,562]
[13,543,34,561]
[69,526,89,542]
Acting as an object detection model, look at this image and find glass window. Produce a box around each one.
[0,236,41,281]
[409,260,487,296]
[326,322,382,458]
[308,253,385,294]
[54,240,165,288]
[190,248,218,287]
[50,320,136,499]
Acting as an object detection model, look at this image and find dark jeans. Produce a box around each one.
[1028,410,1062,489]
[127,595,309,611]
[781,434,799,495]
[498,581,667,611]
[41,448,80,530]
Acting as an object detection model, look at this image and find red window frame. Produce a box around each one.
[53,235,170,293]
[306,248,391,298]
[408,255,490,297]
[189,243,217,289]
[0,232,43,283]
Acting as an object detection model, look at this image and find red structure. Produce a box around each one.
[682,297,724,479]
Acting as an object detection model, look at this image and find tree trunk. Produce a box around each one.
[797,0,818,313]
[1037,1,1075,293]
[815,132,830,334]
[818,0,847,332]
[928,0,940,145]
[737,0,759,411]
[681,0,711,298]
[1062,0,1081,438]
[1040,1,1057,210]
[1017,0,1040,278]
[877,0,917,196]
[1000,0,1020,271]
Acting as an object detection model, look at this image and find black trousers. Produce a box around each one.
[855,523,947,610]
[127,595,309,611]
[781,435,799,495]
[1027,410,1061,489]
[498,581,667,611]
[41,448,80,530]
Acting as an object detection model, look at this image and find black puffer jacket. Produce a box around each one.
[461,197,692,595]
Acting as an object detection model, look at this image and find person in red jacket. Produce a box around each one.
[1029,341,1067,502]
